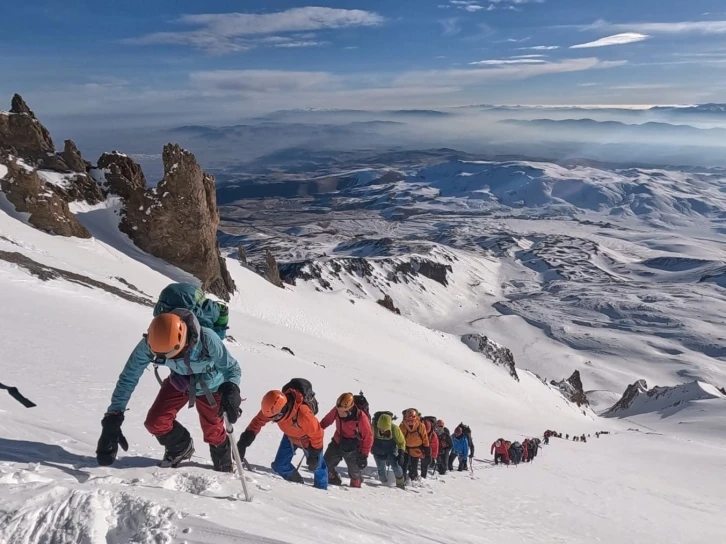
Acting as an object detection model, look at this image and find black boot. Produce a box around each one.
[157,421,194,468]
[210,440,233,472]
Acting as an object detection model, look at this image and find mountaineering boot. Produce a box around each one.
[210,440,233,473]
[156,421,194,468]
[287,469,304,484]
[350,478,362,488]
[396,477,406,489]
[160,439,195,468]
[328,471,343,486]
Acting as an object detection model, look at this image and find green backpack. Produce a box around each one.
[153,283,229,340]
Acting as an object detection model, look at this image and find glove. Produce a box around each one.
[422,446,431,457]
[217,382,242,424]
[356,453,368,469]
[96,412,128,466]
[237,429,256,460]
[397,450,406,466]
[306,448,322,471]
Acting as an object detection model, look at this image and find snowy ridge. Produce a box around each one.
[603,379,726,418]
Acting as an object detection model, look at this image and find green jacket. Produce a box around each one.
[372,412,406,457]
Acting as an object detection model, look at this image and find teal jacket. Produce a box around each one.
[108,327,240,413]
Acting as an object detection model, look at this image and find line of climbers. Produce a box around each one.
[490,437,541,465]
[543,430,600,445]
[236,381,476,490]
[92,283,549,491]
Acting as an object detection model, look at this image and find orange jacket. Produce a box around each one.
[246,390,324,450]
[400,418,430,458]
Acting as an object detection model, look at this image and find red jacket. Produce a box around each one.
[428,430,440,459]
[491,440,510,461]
[320,407,373,456]
[522,440,529,460]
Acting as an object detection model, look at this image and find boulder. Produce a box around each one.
[100,144,235,300]
[0,157,90,238]
[237,243,248,265]
[461,333,520,381]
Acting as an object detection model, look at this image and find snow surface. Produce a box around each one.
[0,191,725,542]
[36,170,78,190]
[0,164,7,180]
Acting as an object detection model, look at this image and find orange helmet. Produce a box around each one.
[336,393,354,412]
[147,313,187,358]
[261,390,289,420]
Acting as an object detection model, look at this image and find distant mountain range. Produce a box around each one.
[503,118,726,143]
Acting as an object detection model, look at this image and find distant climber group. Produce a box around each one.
[93,282,593,491]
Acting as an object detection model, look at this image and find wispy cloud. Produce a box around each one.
[396,58,625,87]
[470,58,547,65]
[189,70,333,92]
[521,45,560,50]
[445,1,486,12]
[440,18,462,36]
[571,33,649,49]
[128,7,384,54]
[510,54,547,58]
[586,19,726,35]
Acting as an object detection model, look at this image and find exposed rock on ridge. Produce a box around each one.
[461,333,520,381]
[99,145,235,300]
[551,370,589,406]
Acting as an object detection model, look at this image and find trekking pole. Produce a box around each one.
[0,382,36,408]
[223,413,252,502]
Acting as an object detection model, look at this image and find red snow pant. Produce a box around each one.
[144,379,225,446]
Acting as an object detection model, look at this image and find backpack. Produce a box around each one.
[154,283,229,340]
[353,391,370,421]
[282,378,319,416]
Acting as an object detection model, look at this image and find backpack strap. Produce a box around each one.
[183,348,217,409]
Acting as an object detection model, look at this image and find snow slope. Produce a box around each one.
[0,207,725,543]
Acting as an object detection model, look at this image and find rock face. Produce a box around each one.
[63,139,88,173]
[461,333,520,382]
[99,145,235,300]
[0,94,59,168]
[265,250,284,288]
[1,95,104,206]
[551,370,589,406]
[237,243,248,265]
[0,158,90,238]
[604,379,648,415]
[377,294,401,315]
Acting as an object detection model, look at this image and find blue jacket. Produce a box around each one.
[108,327,240,413]
[452,435,469,458]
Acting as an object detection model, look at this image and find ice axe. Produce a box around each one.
[223,413,252,502]
[0,382,36,408]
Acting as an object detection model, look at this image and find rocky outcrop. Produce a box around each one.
[99,145,235,300]
[97,151,146,200]
[63,139,88,173]
[1,95,104,206]
[265,250,284,288]
[237,243,248,265]
[377,293,401,315]
[551,370,589,407]
[461,334,519,381]
[1,94,55,164]
[0,157,90,238]
[720,386,726,395]
[604,380,648,416]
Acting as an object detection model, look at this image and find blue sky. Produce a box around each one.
[4,0,726,122]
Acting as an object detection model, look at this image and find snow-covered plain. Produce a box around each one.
[1,174,725,542]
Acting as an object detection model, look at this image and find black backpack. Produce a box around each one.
[282,378,319,415]
[354,391,371,420]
